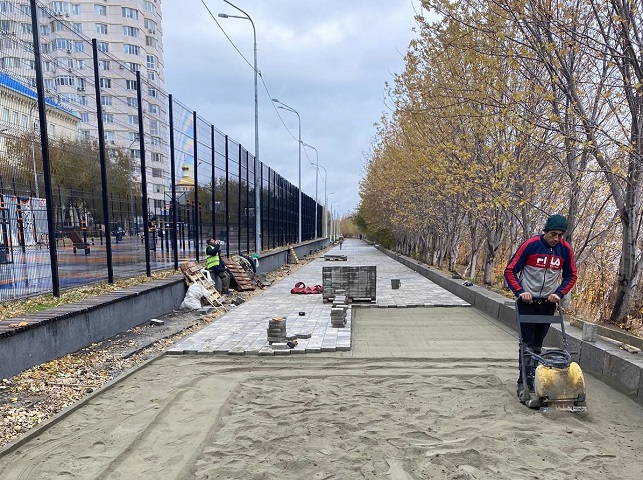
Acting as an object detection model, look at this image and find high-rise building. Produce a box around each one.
[0,0,168,209]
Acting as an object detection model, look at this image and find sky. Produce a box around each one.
[161,0,423,217]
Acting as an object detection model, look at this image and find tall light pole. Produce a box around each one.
[272,98,301,243]
[302,142,319,238]
[28,102,39,198]
[318,165,328,238]
[219,0,261,255]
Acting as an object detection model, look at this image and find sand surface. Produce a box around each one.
[0,308,642,479]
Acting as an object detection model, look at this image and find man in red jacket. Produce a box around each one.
[504,214,578,399]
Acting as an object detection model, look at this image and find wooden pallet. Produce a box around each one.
[238,258,265,288]
[179,261,224,307]
[225,261,256,291]
[324,254,347,261]
[288,246,299,264]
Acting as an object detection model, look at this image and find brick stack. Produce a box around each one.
[267,316,287,344]
[322,265,377,302]
[330,290,348,327]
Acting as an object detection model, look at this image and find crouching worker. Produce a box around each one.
[206,238,231,294]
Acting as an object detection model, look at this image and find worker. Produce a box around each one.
[504,214,578,400]
[205,238,231,294]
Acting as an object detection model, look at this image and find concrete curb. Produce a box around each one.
[375,245,643,406]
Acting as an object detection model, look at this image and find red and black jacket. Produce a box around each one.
[504,235,577,299]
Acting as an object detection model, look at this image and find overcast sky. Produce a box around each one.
[161,0,423,217]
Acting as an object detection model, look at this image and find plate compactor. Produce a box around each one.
[515,299,587,412]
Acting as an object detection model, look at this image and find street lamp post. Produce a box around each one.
[302,142,319,238]
[28,102,39,198]
[219,0,261,255]
[271,98,301,243]
[318,165,328,238]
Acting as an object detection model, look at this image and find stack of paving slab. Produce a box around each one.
[322,265,377,303]
[267,316,287,344]
[330,290,348,327]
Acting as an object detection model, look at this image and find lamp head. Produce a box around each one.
[218,13,229,18]
[271,98,279,103]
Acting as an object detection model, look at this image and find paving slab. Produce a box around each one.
[169,239,469,356]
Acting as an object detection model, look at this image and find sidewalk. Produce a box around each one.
[168,238,470,356]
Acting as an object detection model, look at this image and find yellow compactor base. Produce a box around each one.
[534,361,586,409]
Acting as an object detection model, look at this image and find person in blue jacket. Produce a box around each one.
[504,214,578,398]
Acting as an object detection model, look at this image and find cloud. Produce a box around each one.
[162,0,422,216]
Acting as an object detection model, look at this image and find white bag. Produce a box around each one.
[180,283,212,310]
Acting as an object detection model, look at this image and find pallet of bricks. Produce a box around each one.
[179,261,223,307]
[322,265,376,303]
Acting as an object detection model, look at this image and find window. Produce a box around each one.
[152,168,163,178]
[71,4,80,14]
[95,23,108,34]
[98,60,110,70]
[20,4,30,15]
[80,130,91,140]
[144,1,155,13]
[148,104,158,114]
[44,78,55,89]
[80,112,90,123]
[102,113,114,123]
[150,136,161,146]
[0,2,13,13]
[51,2,69,14]
[74,41,84,52]
[147,70,156,81]
[148,87,158,98]
[129,132,139,142]
[124,44,139,55]
[126,97,137,108]
[54,38,73,51]
[21,114,28,129]
[95,4,106,16]
[122,7,138,19]
[101,96,112,106]
[144,19,156,33]
[127,115,138,125]
[75,59,85,70]
[104,131,115,142]
[96,41,109,53]
[146,55,156,69]
[150,120,159,135]
[126,80,137,90]
[1,57,20,68]
[99,78,111,88]
[72,23,82,33]
[123,26,139,37]
[12,111,18,126]
[40,24,51,36]
[52,21,66,33]
[56,75,75,86]
[125,62,140,72]
[21,23,32,34]
[150,152,163,163]
[146,36,157,48]
[1,108,9,122]
[107,148,117,157]
[0,19,15,32]
[77,77,86,90]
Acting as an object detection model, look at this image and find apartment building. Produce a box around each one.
[0,0,168,211]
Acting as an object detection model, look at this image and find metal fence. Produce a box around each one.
[0,1,323,301]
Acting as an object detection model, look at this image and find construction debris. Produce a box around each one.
[179,261,224,308]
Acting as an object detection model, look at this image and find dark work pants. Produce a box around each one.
[209,268,230,293]
[517,299,556,385]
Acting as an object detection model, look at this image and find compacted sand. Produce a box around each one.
[0,308,642,479]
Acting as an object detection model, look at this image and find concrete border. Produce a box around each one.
[375,245,643,405]
[0,277,187,380]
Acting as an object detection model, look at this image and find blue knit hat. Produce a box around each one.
[544,214,568,232]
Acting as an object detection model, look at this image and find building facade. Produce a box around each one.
[0,0,168,209]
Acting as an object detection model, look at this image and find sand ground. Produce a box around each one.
[0,307,642,479]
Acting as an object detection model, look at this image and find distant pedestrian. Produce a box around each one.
[205,238,231,294]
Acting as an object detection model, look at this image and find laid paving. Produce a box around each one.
[168,239,470,356]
